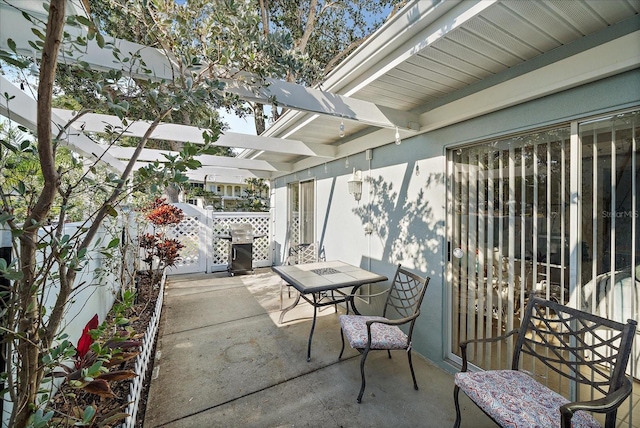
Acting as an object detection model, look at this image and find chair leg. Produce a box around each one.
[357,346,370,403]
[407,348,418,390]
[339,328,346,360]
[453,384,462,428]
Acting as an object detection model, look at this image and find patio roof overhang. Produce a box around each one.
[1,0,638,182]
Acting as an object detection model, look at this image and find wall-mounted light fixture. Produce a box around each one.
[348,168,363,202]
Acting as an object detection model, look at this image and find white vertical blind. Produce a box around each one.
[449,110,639,426]
[450,127,572,370]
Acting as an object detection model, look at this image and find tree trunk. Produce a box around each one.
[12,1,66,427]
[163,185,181,203]
[254,103,266,135]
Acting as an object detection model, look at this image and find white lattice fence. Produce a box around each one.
[211,212,271,271]
[290,214,300,247]
[168,215,202,272]
[121,270,165,428]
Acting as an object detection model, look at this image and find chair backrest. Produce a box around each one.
[513,295,637,398]
[286,243,321,265]
[382,265,430,335]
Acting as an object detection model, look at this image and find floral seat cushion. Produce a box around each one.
[454,370,601,428]
[339,315,408,350]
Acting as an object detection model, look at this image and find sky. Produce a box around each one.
[219,110,258,136]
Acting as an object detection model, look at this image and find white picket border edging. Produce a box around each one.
[121,270,166,428]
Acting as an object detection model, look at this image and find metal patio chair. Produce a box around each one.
[453,294,637,428]
[338,264,430,403]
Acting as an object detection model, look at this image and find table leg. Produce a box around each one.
[307,293,318,362]
[279,291,301,324]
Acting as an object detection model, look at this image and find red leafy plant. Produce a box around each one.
[46,314,142,425]
[139,198,185,280]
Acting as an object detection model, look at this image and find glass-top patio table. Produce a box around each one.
[272,260,388,361]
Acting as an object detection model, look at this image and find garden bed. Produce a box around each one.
[51,272,164,427]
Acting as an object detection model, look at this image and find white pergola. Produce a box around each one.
[1,0,638,183]
[0,0,423,183]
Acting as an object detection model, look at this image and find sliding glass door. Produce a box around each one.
[448,109,639,377]
[580,112,639,330]
[448,127,571,368]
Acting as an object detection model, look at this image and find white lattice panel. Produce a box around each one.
[211,213,271,271]
[290,215,300,247]
[168,216,201,270]
[159,205,271,274]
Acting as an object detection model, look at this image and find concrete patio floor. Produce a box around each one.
[143,269,496,428]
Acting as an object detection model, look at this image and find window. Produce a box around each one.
[287,180,315,247]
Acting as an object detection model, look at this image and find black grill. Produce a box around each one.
[228,224,254,275]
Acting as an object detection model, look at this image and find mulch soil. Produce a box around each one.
[51,272,160,427]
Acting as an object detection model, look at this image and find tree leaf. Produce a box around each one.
[82,405,96,423]
[83,379,115,398]
[97,370,137,382]
[0,50,28,68]
[100,412,131,426]
[30,28,45,41]
[75,15,93,27]
[96,32,105,48]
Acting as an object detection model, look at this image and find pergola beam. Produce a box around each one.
[0,76,127,172]
[223,78,421,131]
[52,109,336,159]
[99,145,292,173]
[131,162,271,181]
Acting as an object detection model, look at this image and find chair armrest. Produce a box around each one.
[365,314,416,328]
[560,377,633,427]
[459,328,520,372]
[363,314,419,348]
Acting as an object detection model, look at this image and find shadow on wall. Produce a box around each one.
[352,163,445,275]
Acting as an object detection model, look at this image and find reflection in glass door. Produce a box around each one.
[580,111,639,371]
[299,180,315,245]
[448,127,571,369]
